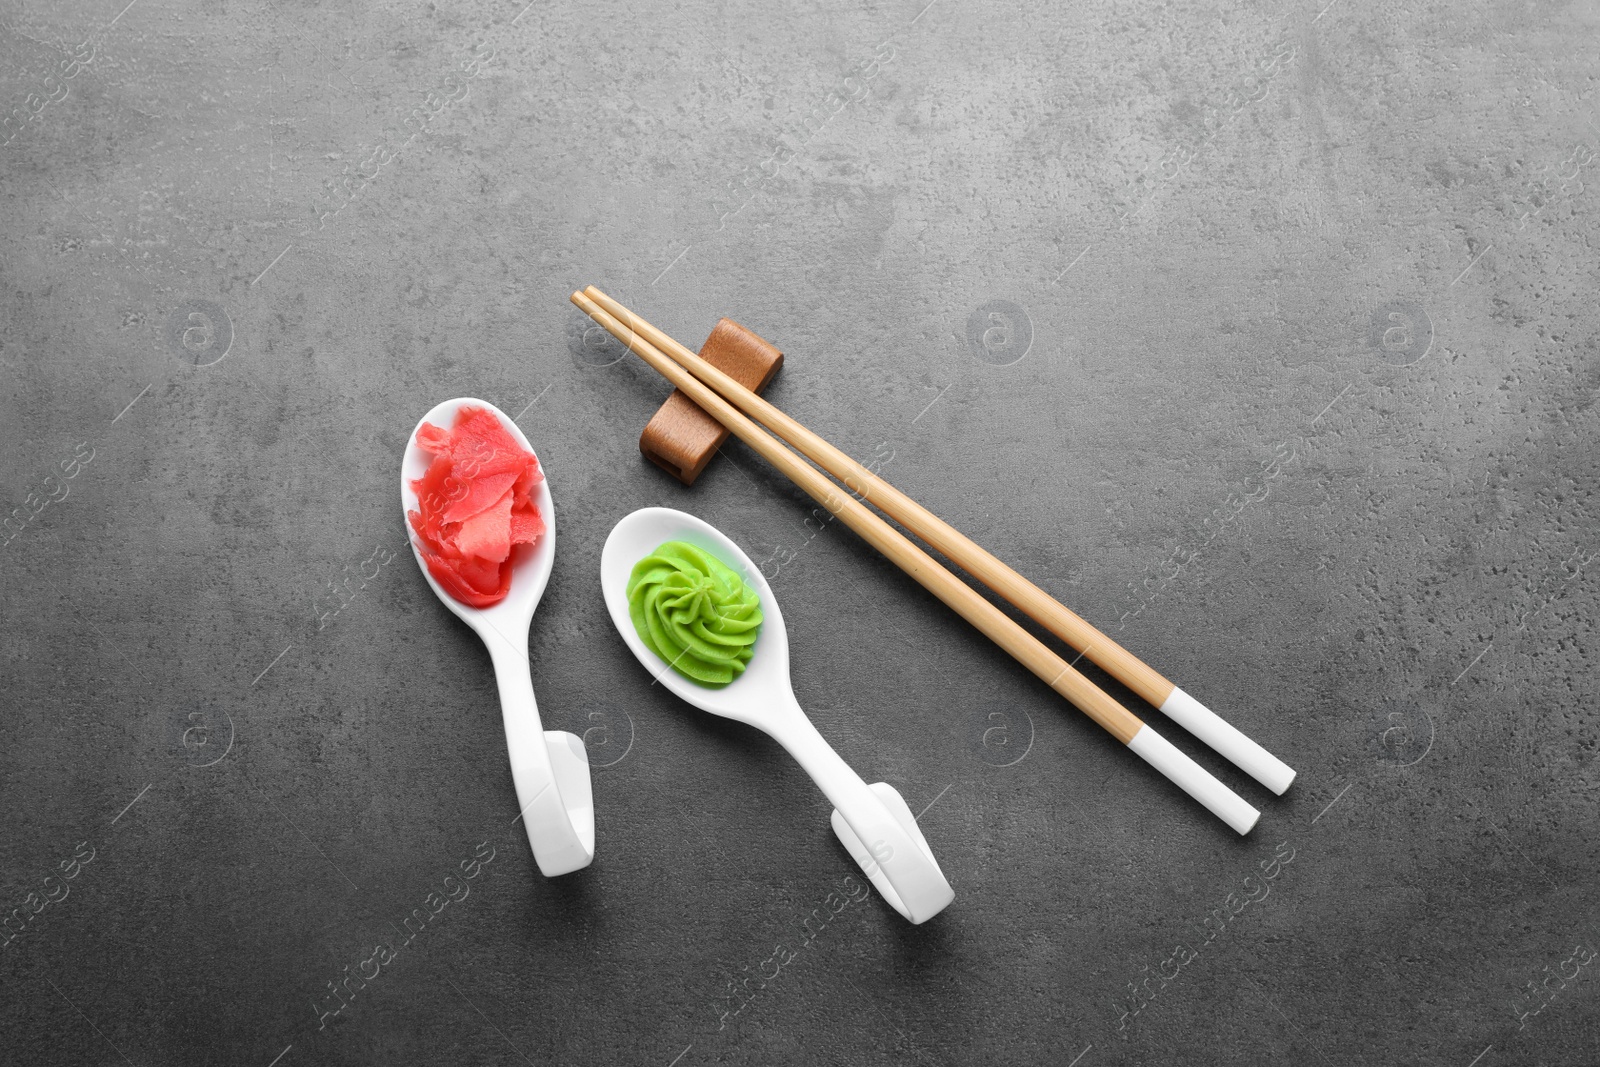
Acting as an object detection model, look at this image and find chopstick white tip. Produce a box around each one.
[1127,724,1260,835]
[1160,687,1296,795]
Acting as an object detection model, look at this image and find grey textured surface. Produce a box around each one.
[3,0,1598,1063]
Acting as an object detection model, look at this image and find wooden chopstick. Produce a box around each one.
[582,286,1295,796]
[571,289,1261,834]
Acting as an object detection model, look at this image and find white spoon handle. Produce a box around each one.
[770,699,953,924]
[489,642,595,876]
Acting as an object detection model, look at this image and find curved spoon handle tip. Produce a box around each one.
[830,782,954,924]
[524,730,595,877]
[495,645,596,876]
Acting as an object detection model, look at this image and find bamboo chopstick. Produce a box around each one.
[571,289,1261,834]
[582,286,1295,796]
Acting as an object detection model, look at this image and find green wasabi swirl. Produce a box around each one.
[627,541,763,687]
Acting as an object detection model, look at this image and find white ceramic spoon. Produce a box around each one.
[401,397,594,877]
[601,506,954,924]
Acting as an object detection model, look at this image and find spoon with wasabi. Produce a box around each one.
[600,506,954,923]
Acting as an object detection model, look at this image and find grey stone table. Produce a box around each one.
[3,1,1596,1063]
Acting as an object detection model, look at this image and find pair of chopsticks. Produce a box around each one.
[572,286,1294,834]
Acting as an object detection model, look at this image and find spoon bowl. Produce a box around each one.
[401,398,557,629]
[601,507,953,923]
[402,397,594,877]
[598,506,789,725]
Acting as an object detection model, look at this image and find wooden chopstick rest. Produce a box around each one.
[639,318,783,485]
